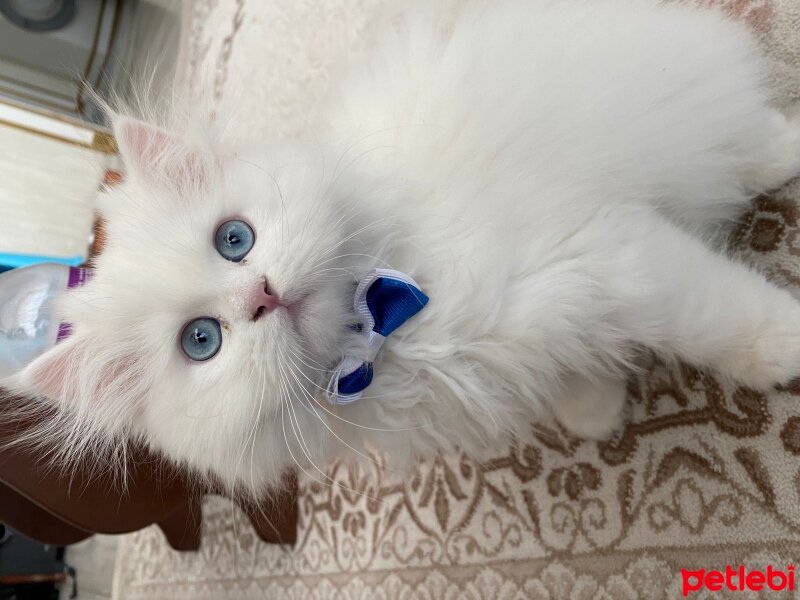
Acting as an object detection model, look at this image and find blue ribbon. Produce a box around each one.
[326,269,428,405]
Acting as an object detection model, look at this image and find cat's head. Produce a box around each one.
[16,117,379,493]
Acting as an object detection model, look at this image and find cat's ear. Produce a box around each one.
[20,335,143,409]
[113,117,212,192]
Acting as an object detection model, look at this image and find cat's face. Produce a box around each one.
[19,119,375,492]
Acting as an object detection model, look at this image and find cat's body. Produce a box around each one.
[9,0,800,493]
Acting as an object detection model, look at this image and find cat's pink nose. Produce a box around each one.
[250,283,283,320]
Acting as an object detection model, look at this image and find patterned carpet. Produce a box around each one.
[113,0,800,598]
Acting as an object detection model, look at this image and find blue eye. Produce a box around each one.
[215,219,255,262]
[181,317,222,361]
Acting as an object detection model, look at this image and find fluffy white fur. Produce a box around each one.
[8,0,800,494]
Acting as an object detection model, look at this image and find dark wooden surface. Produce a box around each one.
[0,481,91,546]
[0,395,298,550]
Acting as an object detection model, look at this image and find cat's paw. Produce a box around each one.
[740,109,800,192]
[726,308,800,390]
[552,375,627,440]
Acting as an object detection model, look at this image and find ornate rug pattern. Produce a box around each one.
[113,0,800,598]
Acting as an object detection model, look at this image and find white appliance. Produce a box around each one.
[0,0,137,123]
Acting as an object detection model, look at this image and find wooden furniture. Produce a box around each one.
[0,394,298,551]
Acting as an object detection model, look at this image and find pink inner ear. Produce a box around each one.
[117,119,173,167]
[115,118,208,191]
[28,342,74,401]
[26,337,139,405]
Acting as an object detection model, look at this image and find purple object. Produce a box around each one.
[56,268,93,343]
[67,267,92,289]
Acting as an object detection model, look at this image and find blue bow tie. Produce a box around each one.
[326,268,429,405]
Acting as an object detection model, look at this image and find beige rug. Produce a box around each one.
[113,0,800,598]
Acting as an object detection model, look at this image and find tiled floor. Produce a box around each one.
[60,535,120,600]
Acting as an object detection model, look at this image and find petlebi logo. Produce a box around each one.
[681,565,796,596]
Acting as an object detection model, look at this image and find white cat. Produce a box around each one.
[10,0,800,494]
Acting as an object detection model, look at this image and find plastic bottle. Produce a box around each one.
[0,263,92,379]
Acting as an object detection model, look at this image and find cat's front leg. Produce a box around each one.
[624,214,800,391]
